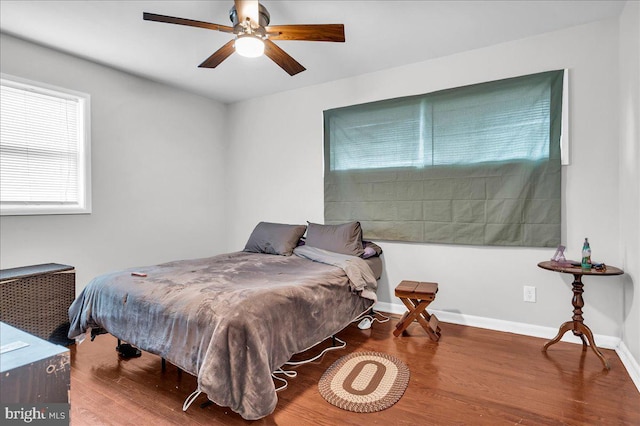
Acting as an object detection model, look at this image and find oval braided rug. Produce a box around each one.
[318,351,410,413]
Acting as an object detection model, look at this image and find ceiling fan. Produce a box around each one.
[143,0,345,76]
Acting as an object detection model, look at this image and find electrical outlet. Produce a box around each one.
[524,285,536,303]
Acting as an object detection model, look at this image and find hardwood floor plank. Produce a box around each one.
[69,316,640,425]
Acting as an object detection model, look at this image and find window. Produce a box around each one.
[1,74,91,215]
[324,70,564,247]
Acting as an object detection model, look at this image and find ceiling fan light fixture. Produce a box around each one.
[235,35,264,58]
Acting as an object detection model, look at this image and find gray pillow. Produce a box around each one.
[243,222,307,256]
[305,221,364,256]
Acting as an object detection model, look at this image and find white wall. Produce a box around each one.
[0,34,228,289]
[619,1,640,368]
[226,18,626,339]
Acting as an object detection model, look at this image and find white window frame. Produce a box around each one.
[1,74,91,216]
[561,68,570,165]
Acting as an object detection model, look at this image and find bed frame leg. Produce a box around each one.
[160,358,183,376]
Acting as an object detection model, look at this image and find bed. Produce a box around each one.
[68,221,382,420]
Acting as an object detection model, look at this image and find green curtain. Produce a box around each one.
[324,70,563,247]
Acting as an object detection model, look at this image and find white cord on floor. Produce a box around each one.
[272,335,347,391]
[272,373,288,392]
[182,389,202,412]
[283,336,346,366]
[352,310,391,325]
[272,368,298,392]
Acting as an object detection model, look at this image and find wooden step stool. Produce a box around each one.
[393,280,441,341]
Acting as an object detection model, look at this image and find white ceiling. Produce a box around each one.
[0,1,626,104]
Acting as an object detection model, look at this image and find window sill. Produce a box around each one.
[1,204,92,216]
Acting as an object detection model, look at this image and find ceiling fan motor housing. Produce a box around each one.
[229,4,270,28]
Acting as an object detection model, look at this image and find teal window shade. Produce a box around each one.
[324,70,563,247]
[329,99,424,170]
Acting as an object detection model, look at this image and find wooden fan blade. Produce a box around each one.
[263,39,305,76]
[198,40,236,68]
[266,24,345,42]
[143,12,234,33]
[234,0,259,27]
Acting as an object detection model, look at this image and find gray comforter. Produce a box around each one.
[68,249,377,420]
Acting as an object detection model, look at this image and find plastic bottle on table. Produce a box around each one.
[581,238,591,269]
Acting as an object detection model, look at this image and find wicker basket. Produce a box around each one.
[0,263,75,346]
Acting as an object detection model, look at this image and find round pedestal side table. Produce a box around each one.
[537,261,623,370]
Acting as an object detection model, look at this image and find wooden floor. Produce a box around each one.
[69,315,640,425]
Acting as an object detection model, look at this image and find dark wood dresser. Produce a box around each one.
[0,263,75,346]
[0,321,70,404]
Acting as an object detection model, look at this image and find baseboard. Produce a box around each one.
[373,301,639,394]
[616,340,640,392]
